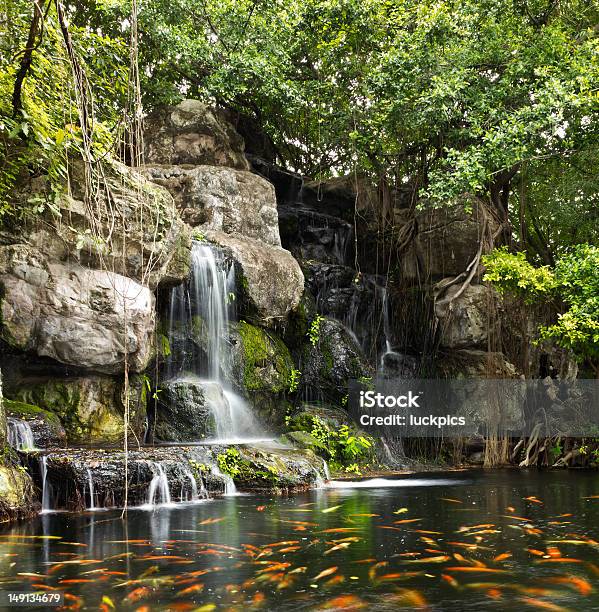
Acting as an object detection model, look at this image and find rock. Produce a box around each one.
[0,465,38,522]
[0,245,155,374]
[467,451,485,465]
[206,230,304,326]
[228,321,294,426]
[144,100,250,170]
[11,159,191,290]
[380,351,420,378]
[299,318,374,404]
[435,282,495,349]
[247,156,303,204]
[4,399,66,448]
[144,165,280,246]
[301,175,379,218]
[303,262,388,358]
[290,403,354,429]
[436,350,518,378]
[230,321,293,394]
[27,443,322,510]
[151,379,217,442]
[8,376,145,444]
[278,205,353,265]
[396,198,499,282]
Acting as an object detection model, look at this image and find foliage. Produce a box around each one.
[484,244,599,370]
[2,0,598,268]
[287,368,301,393]
[217,448,245,478]
[64,0,599,261]
[286,413,373,466]
[0,1,128,218]
[482,247,556,301]
[308,314,324,347]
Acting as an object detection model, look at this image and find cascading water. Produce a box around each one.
[183,469,199,502]
[86,468,98,511]
[7,418,36,451]
[211,465,237,496]
[40,456,51,513]
[143,462,172,508]
[165,242,264,442]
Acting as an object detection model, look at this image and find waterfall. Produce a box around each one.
[313,468,325,489]
[183,469,199,502]
[165,241,264,442]
[211,465,237,496]
[143,462,172,508]
[40,456,51,513]
[86,468,98,511]
[322,460,331,480]
[7,418,36,451]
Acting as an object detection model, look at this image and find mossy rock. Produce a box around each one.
[8,376,146,444]
[285,430,327,452]
[4,398,67,448]
[298,317,373,404]
[217,446,322,492]
[234,321,294,394]
[4,399,61,426]
[0,465,38,522]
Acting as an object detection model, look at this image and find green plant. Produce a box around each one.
[286,413,373,467]
[216,448,253,479]
[484,244,599,374]
[287,368,301,393]
[308,315,324,347]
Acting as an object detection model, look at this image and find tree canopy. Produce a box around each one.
[1,1,598,258]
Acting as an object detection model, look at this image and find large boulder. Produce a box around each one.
[151,379,217,441]
[0,465,38,522]
[0,245,155,373]
[11,160,191,290]
[144,100,250,170]
[144,165,280,246]
[396,198,499,282]
[7,376,146,444]
[206,230,304,326]
[299,317,374,404]
[435,282,495,349]
[435,349,518,378]
[229,321,294,425]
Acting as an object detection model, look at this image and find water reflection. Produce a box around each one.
[0,470,598,610]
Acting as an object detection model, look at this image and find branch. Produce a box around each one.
[12,0,46,119]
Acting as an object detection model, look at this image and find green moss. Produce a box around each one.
[3,399,61,426]
[237,321,293,393]
[10,379,125,443]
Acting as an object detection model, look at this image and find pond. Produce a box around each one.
[1,469,598,611]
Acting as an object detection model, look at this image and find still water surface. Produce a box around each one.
[1,469,599,610]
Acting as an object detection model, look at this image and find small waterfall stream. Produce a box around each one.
[86,469,98,511]
[7,418,36,451]
[211,465,238,496]
[183,469,199,502]
[165,242,264,442]
[40,456,51,513]
[143,462,172,508]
